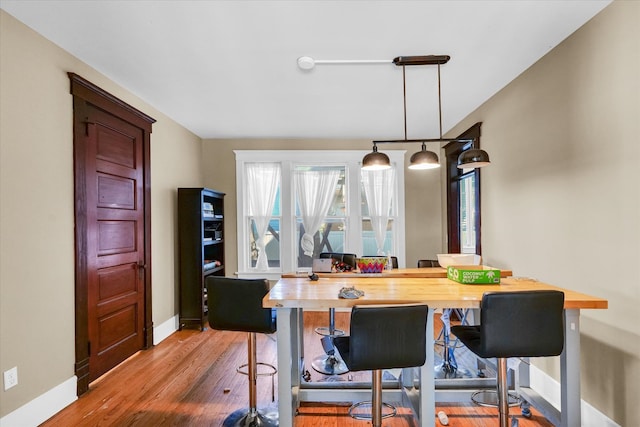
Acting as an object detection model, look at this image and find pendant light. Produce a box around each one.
[458,148,491,169]
[362,55,490,170]
[362,143,391,170]
[409,143,440,170]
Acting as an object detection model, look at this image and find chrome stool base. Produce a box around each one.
[222,407,279,427]
[434,362,473,379]
[348,400,397,421]
[311,353,349,375]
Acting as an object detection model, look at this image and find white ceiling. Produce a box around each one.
[1,0,611,140]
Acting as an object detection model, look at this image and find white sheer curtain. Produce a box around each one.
[294,169,340,257]
[362,167,395,255]
[247,163,280,270]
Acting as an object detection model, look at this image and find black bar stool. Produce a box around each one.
[334,304,429,427]
[206,276,278,427]
[452,290,564,427]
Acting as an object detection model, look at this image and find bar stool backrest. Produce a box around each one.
[479,290,564,358]
[345,304,429,371]
[206,277,276,334]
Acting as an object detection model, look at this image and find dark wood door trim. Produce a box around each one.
[444,122,482,255]
[69,73,155,395]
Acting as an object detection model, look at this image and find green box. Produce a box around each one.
[447,265,501,284]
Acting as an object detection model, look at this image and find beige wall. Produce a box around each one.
[447,1,639,424]
[0,10,203,417]
[202,139,444,275]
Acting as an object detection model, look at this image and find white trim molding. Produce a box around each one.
[530,364,619,427]
[0,376,76,427]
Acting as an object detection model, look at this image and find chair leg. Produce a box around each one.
[248,332,258,411]
[497,357,510,427]
[223,332,278,427]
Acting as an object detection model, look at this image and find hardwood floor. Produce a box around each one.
[41,312,553,426]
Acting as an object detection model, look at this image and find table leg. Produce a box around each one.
[276,307,299,426]
[418,308,436,426]
[561,309,581,427]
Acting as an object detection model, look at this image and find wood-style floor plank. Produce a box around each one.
[41,312,552,426]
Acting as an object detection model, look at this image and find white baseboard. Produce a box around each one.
[0,376,76,427]
[530,364,619,427]
[153,314,179,345]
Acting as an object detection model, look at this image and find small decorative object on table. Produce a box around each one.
[355,256,387,273]
[338,286,365,299]
[333,260,353,272]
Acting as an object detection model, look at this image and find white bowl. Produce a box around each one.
[436,253,481,268]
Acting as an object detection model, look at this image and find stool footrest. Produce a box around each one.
[314,326,345,337]
[236,362,278,403]
[348,400,397,421]
[471,390,520,408]
[236,362,277,377]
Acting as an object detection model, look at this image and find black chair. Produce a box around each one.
[451,291,564,427]
[312,252,358,375]
[206,276,278,427]
[334,304,429,427]
[417,259,439,268]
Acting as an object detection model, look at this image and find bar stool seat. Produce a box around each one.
[334,304,429,427]
[206,276,278,427]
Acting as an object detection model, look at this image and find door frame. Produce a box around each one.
[69,73,155,395]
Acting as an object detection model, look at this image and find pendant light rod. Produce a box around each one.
[402,65,407,141]
[438,63,443,140]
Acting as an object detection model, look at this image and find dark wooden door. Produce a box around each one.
[70,73,155,394]
[85,106,145,380]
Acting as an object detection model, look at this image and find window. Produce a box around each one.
[235,150,405,279]
[444,123,482,255]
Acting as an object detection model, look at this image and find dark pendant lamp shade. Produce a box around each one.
[362,145,391,170]
[457,148,491,169]
[408,143,440,170]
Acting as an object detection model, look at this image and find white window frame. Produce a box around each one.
[235,150,405,280]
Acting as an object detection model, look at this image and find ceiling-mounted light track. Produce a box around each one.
[297,56,391,70]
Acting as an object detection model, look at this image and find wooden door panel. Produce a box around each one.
[94,305,140,375]
[96,127,137,169]
[97,174,136,209]
[97,220,137,255]
[97,264,138,301]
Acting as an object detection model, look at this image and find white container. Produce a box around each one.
[436,253,481,268]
